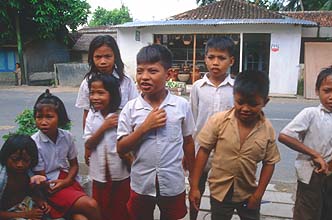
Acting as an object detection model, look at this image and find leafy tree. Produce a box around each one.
[89,5,133,26]
[0,0,90,84]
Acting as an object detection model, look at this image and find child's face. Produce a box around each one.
[93,45,115,74]
[234,92,268,125]
[89,80,111,115]
[317,75,332,112]
[136,62,169,96]
[7,150,31,173]
[205,48,234,79]
[35,106,59,137]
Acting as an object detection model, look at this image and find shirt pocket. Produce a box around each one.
[166,118,182,141]
[249,139,267,162]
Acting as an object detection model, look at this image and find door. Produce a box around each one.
[242,33,270,74]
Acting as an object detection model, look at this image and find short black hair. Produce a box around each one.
[234,70,270,99]
[205,37,235,56]
[136,44,173,70]
[315,66,332,91]
[33,89,70,128]
[88,73,121,113]
[0,134,38,168]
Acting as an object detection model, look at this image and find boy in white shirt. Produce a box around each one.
[117,44,195,220]
[189,36,235,220]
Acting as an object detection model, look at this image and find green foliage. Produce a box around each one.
[89,5,133,26]
[166,79,181,88]
[0,0,90,43]
[2,109,71,141]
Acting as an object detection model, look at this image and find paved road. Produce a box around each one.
[0,86,320,185]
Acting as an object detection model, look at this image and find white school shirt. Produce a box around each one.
[190,73,234,152]
[117,92,195,197]
[32,129,78,181]
[83,110,129,182]
[75,71,138,110]
[280,104,332,184]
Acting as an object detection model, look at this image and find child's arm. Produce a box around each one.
[247,163,275,209]
[0,209,44,220]
[189,147,211,211]
[117,107,167,154]
[182,135,195,178]
[278,133,328,174]
[48,158,79,193]
[85,114,119,150]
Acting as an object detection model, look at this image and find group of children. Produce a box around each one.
[0,34,331,220]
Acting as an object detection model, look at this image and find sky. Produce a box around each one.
[86,0,198,21]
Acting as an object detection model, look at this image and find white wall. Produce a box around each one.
[117,24,302,95]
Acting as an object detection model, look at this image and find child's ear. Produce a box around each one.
[230,56,235,67]
[264,97,270,106]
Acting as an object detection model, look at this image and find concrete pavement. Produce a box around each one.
[0,85,302,219]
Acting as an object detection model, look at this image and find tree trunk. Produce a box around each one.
[15,13,27,85]
[299,0,304,11]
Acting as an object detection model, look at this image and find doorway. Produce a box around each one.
[242,33,270,74]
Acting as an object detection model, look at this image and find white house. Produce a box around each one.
[115,0,316,96]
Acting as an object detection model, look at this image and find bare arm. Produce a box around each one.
[0,209,44,220]
[278,133,328,173]
[247,163,275,209]
[182,135,195,177]
[189,147,211,211]
[117,108,167,154]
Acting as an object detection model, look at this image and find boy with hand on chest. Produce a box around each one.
[117,44,195,220]
[189,70,280,220]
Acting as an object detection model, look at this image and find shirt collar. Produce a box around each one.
[200,73,234,88]
[136,90,176,110]
[319,104,332,113]
[38,129,64,143]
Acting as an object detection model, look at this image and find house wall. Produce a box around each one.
[117,24,302,95]
[24,39,69,78]
[302,27,332,38]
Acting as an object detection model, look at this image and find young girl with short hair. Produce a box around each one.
[0,134,50,219]
[84,73,131,220]
[32,89,101,220]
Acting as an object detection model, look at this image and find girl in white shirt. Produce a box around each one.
[84,73,131,220]
[75,35,138,129]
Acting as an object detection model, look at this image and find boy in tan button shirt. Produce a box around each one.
[189,70,280,220]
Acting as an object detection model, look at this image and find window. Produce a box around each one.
[0,49,16,72]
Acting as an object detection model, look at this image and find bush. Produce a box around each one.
[2,109,71,141]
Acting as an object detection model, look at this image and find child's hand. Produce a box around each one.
[25,208,44,219]
[48,179,70,194]
[119,152,135,171]
[143,107,167,131]
[246,194,261,209]
[85,147,92,166]
[30,175,47,185]
[37,201,51,214]
[189,188,201,211]
[103,114,119,129]
[312,154,328,174]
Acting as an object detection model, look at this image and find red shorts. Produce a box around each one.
[48,170,86,218]
[92,178,130,220]
[127,189,187,220]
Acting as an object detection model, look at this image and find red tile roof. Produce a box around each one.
[282,11,332,27]
[170,0,283,20]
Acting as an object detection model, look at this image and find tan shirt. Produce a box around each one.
[197,108,280,202]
